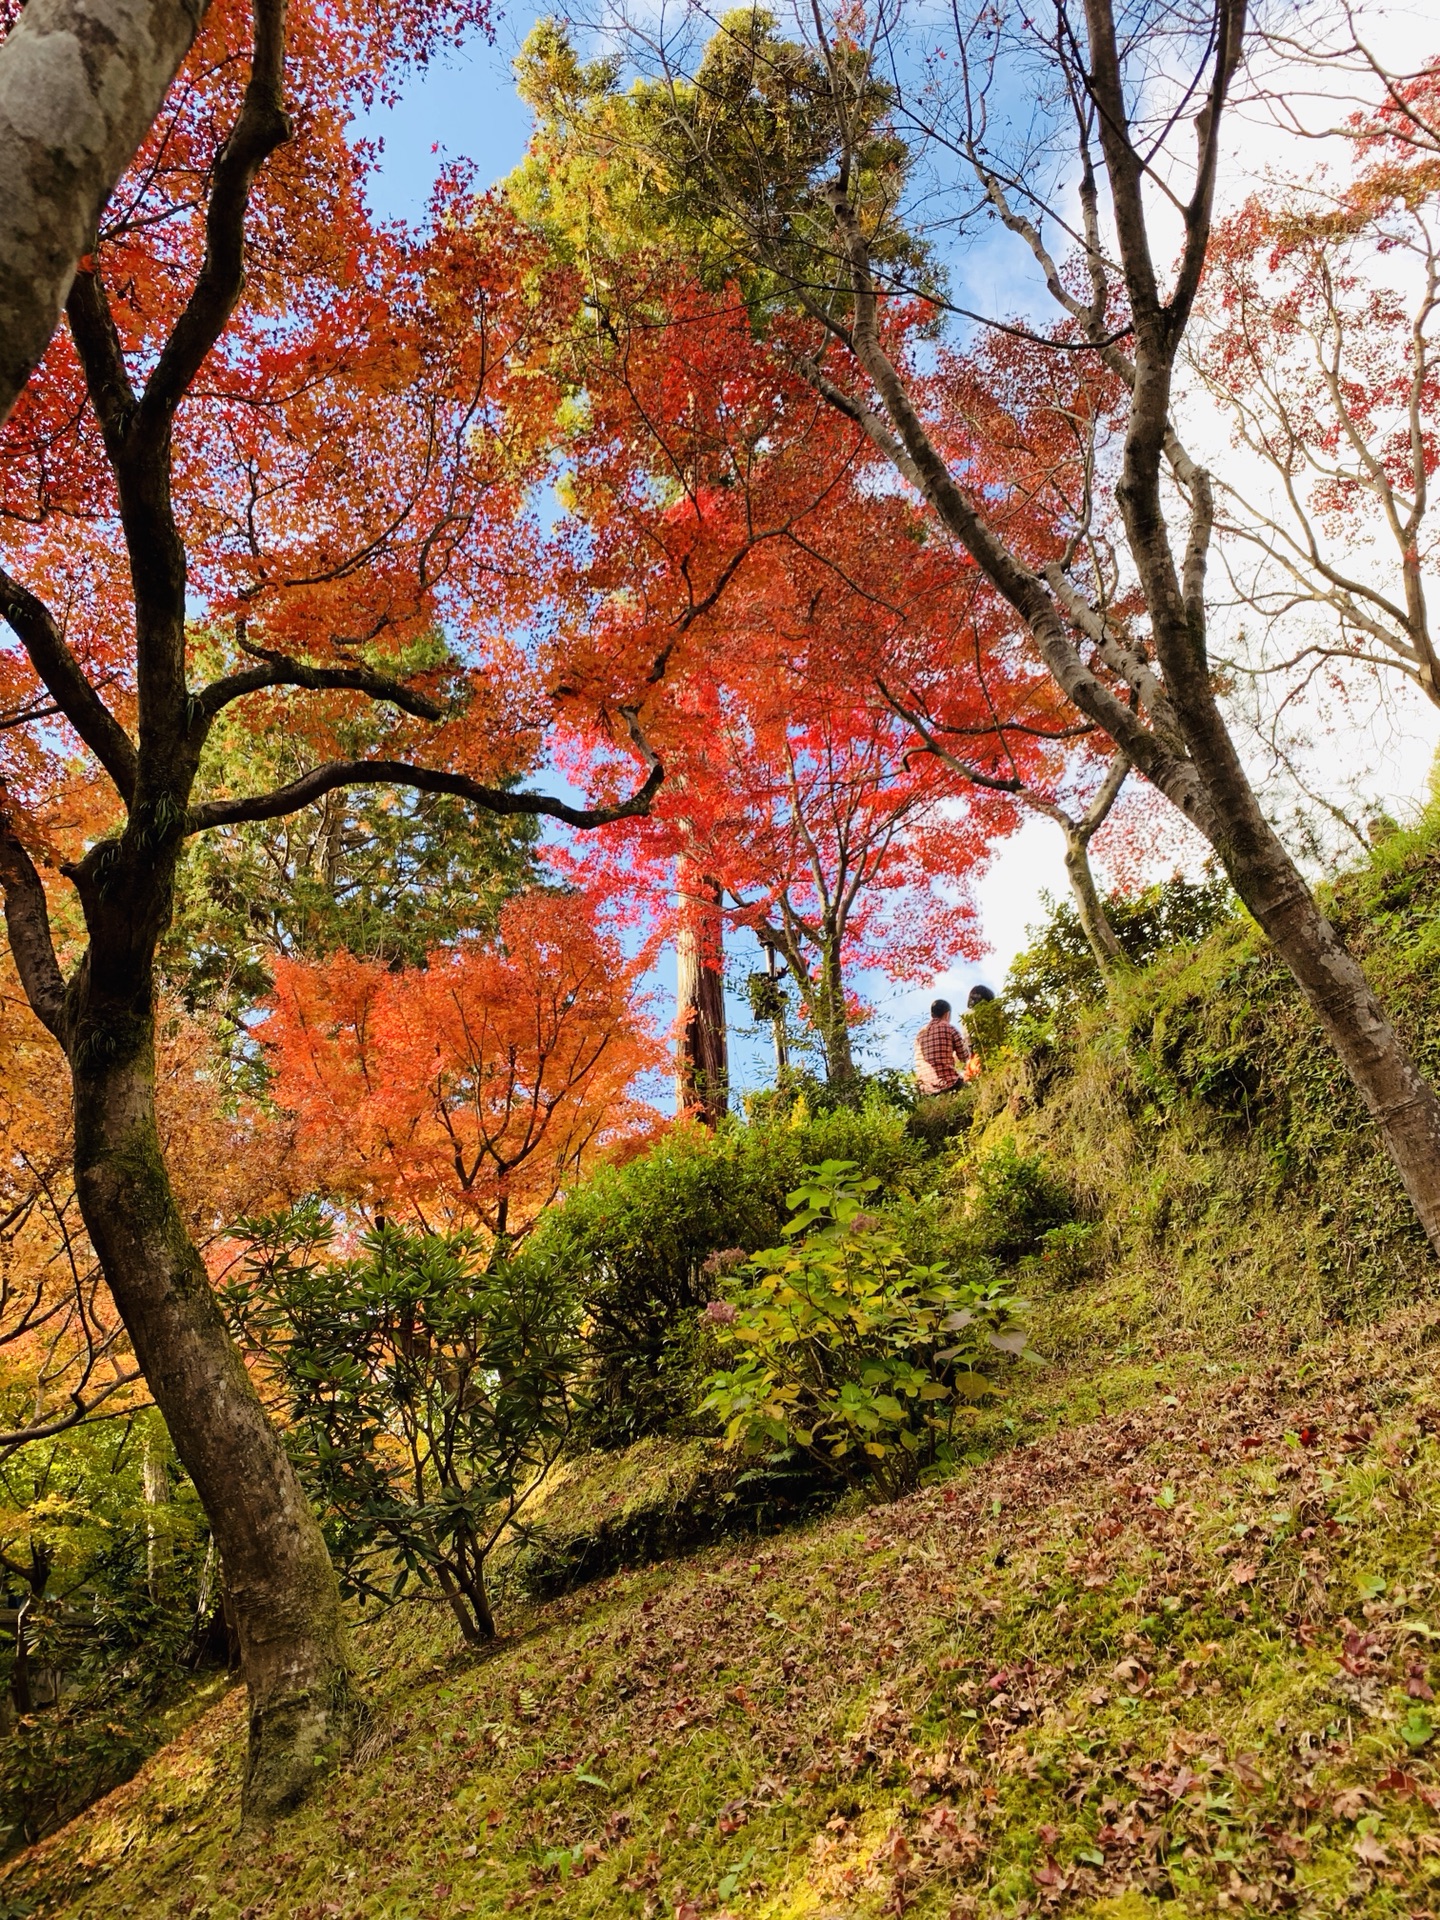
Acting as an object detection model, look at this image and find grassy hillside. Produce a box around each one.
[969,801,1440,1358]
[8,1307,1440,1919]
[8,804,1440,1919]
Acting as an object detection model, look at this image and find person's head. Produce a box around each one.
[967,984,996,1009]
[930,998,951,1019]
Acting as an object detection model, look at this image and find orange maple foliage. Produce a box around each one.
[0,959,304,1447]
[263,891,662,1242]
[540,268,1152,1025]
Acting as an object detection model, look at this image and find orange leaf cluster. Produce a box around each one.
[263,891,662,1242]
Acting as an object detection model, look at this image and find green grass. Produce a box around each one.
[10,1304,1440,1920]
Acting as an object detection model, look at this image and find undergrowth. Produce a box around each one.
[967,803,1440,1361]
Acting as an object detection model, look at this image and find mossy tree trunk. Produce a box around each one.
[64,834,355,1818]
[813,939,856,1087]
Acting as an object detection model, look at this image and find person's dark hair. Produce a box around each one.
[967,984,996,1008]
[930,998,951,1018]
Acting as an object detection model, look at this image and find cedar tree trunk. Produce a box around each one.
[675,868,728,1124]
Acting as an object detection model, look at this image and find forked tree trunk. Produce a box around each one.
[69,968,353,1819]
[432,1550,495,1644]
[675,868,728,1125]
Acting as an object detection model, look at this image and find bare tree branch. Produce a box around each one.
[196,647,448,723]
[187,728,664,834]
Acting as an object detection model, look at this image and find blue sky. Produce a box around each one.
[354,25,1075,1103]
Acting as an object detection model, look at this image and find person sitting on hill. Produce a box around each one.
[913,998,972,1094]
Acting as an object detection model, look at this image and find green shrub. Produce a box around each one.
[0,1417,212,1852]
[528,1104,925,1450]
[227,1214,578,1644]
[905,1086,976,1153]
[964,994,1009,1060]
[966,1138,1075,1260]
[701,1161,1031,1501]
[1020,1220,1102,1291]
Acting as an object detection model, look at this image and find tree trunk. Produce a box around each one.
[1190,747,1440,1250]
[0,0,212,428]
[69,1002,354,1821]
[141,1422,171,1601]
[675,868,728,1125]
[764,942,789,1074]
[1063,829,1127,982]
[813,941,855,1087]
[808,16,1440,1257]
[10,1596,32,1718]
[433,1560,494,1645]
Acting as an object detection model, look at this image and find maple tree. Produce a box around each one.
[1199,54,1440,715]
[560,578,1013,1087]
[511,80,1149,1031]
[0,0,661,1814]
[263,890,660,1243]
[710,696,996,1086]
[528,260,905,1096]
[532,0,1440,1252]
[521,251,1050,1084]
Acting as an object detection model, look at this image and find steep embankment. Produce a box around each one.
[9,1306,1440,1920]
[968,807,1440,1359]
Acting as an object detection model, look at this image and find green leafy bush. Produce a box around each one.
[1007,872,1235,1033]
[966,1138,1075,1260]
[527,1105,924,1450]
[228,1214,578,1644]
[0,1418,213,1852]
[1020,1220,1102,1291]
[701,1161,1030,1501]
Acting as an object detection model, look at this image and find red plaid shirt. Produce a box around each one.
[914,1018,968,1092]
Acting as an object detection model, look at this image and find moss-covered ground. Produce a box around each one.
[10,1297,1440,1920]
